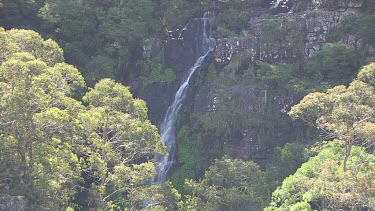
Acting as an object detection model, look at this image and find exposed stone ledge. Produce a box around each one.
[214,8,365,66]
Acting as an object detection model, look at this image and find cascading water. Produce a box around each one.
[153,12,216,183]
[270,0,295,12]
[270,0,283,9]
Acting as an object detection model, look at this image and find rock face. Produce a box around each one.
[214,8,364,67]
[136,16,216,126]
[0,196,25,211]
[138,0,372,164]
[188,2,373,162]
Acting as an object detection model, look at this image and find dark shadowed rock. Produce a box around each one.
[136,15,216,126]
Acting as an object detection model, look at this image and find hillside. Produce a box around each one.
[0,0,374,210]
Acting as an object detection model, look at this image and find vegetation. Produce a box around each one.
[213,26,237,39]
[261,19,305,56]
[265,140,375,210]
[266,143,308,191]
[138,55,176,88]
[289,63,375,171]
[181,156,269,211]
[1,0,375,210]
[306,43,362,85]
[0,28,170,210]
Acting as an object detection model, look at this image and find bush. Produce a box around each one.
[216,9,249,35]
[307,43,361,85]
[213,26,237,38]
[138,54,176,88]
[256,61,299,88]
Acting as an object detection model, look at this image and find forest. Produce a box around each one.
[0,0,374,210]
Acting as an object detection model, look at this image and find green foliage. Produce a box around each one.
[130,182,181,210]
[261,20,288,46]
[0,27,19,62]
[261,19,305,55]
[171,126,198,194]
[213,26,237,38]
[267,143,308,191]
[7,28,64,65]
[143,68,176,88]
[256,61,302,89]
[206,61,244,86]
[139,55,176,88]
[157,0,212,28]
[215,9,249,36]
[0,0,43,29]
[183,156,269,210]
[191,90,259,140]
[265,140,375,210]
[307,43,361,85]
[0,28,85,209]
[289,63,375,171]
[171,123,227,196]
[38,0,159,85]
[357,62,375,86]
[0,28,170,210]
[338,14,375,45]
[85,55,116,84]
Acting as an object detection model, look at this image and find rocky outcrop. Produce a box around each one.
[0,196,25,211]
[191,80,297,163]
[214,37,254,65]
[138,0,372,164]
[304,9,360,57]
[136,16,216,125]
[338,0,364,8]
[194,3,371,162]
[214,8,363,67]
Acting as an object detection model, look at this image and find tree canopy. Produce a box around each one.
[180,156,269,211]
[289,63,375,171]
[0,27,168,210]
[265,140,375,210]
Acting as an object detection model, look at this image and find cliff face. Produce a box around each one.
[189,1,374,163]
[135,17,214,126]
[137,0,372,167]
[215,5,369,67]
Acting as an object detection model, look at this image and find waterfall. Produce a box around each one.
[153,12,216,183]
[270,0,283,9]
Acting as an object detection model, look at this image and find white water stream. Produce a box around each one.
[153,12,216,183]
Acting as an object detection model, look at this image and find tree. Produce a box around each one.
[129,182,181,210]
[0,0,45,29]
[289,63,375,171]
[0,28,85,209]
[267,143,307,191]
[79,78,166,210]
[39,0,158,84]
[181,156,269,211]
[265,140,375,211]
[0,28,169,210]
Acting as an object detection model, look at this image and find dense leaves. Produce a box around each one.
[306,43,361,85]
[289,63,375,171]
[0,28,85,209]
[181,156,269,210]
[265,141,375,210]
[0,28,167,210]
[2,1,375,210]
